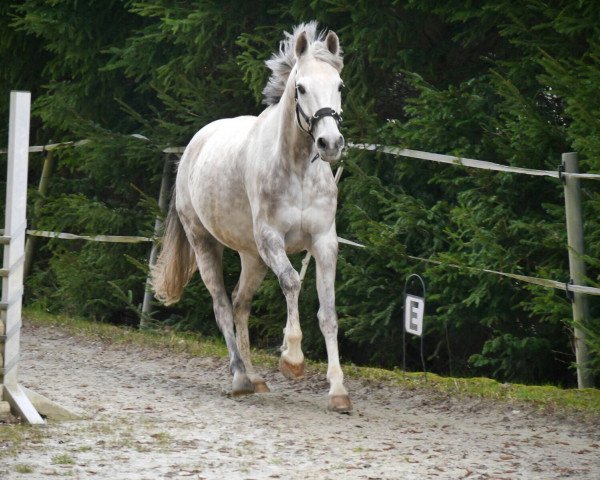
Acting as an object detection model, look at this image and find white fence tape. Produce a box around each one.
[26,230,152,244]
[5,140,599,180]
[4,139,599,297]
[406,255,600,296]
[26,229,363,250]
[347,143,600,181]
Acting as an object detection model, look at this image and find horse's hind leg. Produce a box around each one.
[181,215,254,395]
[232,253,269,392]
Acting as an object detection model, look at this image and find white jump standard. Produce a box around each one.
[0,91,44,424]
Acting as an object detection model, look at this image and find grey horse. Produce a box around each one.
[152,22,351,412]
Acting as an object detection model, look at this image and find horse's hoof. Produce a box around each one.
[232,373,254,396]
[279,357,305,380]
[328,395,353,413]
[252,379,270,393]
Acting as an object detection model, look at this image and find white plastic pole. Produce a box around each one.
[1,91,44,423]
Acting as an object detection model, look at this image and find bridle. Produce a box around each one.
[294,84,343,162]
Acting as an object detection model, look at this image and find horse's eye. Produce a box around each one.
[338,82,345,92]
[297,84,306,95]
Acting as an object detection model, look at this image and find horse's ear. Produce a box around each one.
[295,31,308,58]
[325,31,339,56]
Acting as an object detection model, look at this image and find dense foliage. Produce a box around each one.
[1,1,598,386]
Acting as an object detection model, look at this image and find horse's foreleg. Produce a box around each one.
[256,228,305,379]
[233,253,269,392]
[312,235,352,412]
[184,225,254,395]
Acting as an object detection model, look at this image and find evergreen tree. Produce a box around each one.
[1,0,598,385]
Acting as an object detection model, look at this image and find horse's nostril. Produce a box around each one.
[337,136,344,148]
[317,137,327,149]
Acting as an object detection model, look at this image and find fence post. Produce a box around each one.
[141,153,172,327]
[562,152,593,388]
[24,148,56,279]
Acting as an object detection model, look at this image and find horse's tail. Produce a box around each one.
[151,191,197,306]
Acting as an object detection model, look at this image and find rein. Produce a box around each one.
[294,85,342,162]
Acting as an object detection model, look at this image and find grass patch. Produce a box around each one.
[23,307,277,369]
[342,365,600,413]
[150,431,173,448]
[14,464,35,474]
[25,307,228,358]
[0,424,49,459]
[23,307,600,415]
[51,453,75,465]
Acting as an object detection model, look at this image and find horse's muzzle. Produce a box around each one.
[316,134,344,162]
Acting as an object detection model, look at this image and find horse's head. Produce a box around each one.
[293,30,344,163]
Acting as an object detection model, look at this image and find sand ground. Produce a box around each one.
[1,321,599,479]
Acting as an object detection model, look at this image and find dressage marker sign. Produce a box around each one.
[404,294,424,337]
[402,274,427,375]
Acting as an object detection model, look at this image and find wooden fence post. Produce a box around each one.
[140,153,172,327]
[1,91,44,424]
[562,152,594,389]
[24,148,56,279]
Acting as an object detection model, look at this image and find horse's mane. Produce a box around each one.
[262,21,344,106]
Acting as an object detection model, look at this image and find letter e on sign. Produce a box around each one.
[404,294,424,336]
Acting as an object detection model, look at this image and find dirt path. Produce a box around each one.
[1,321,599,479]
